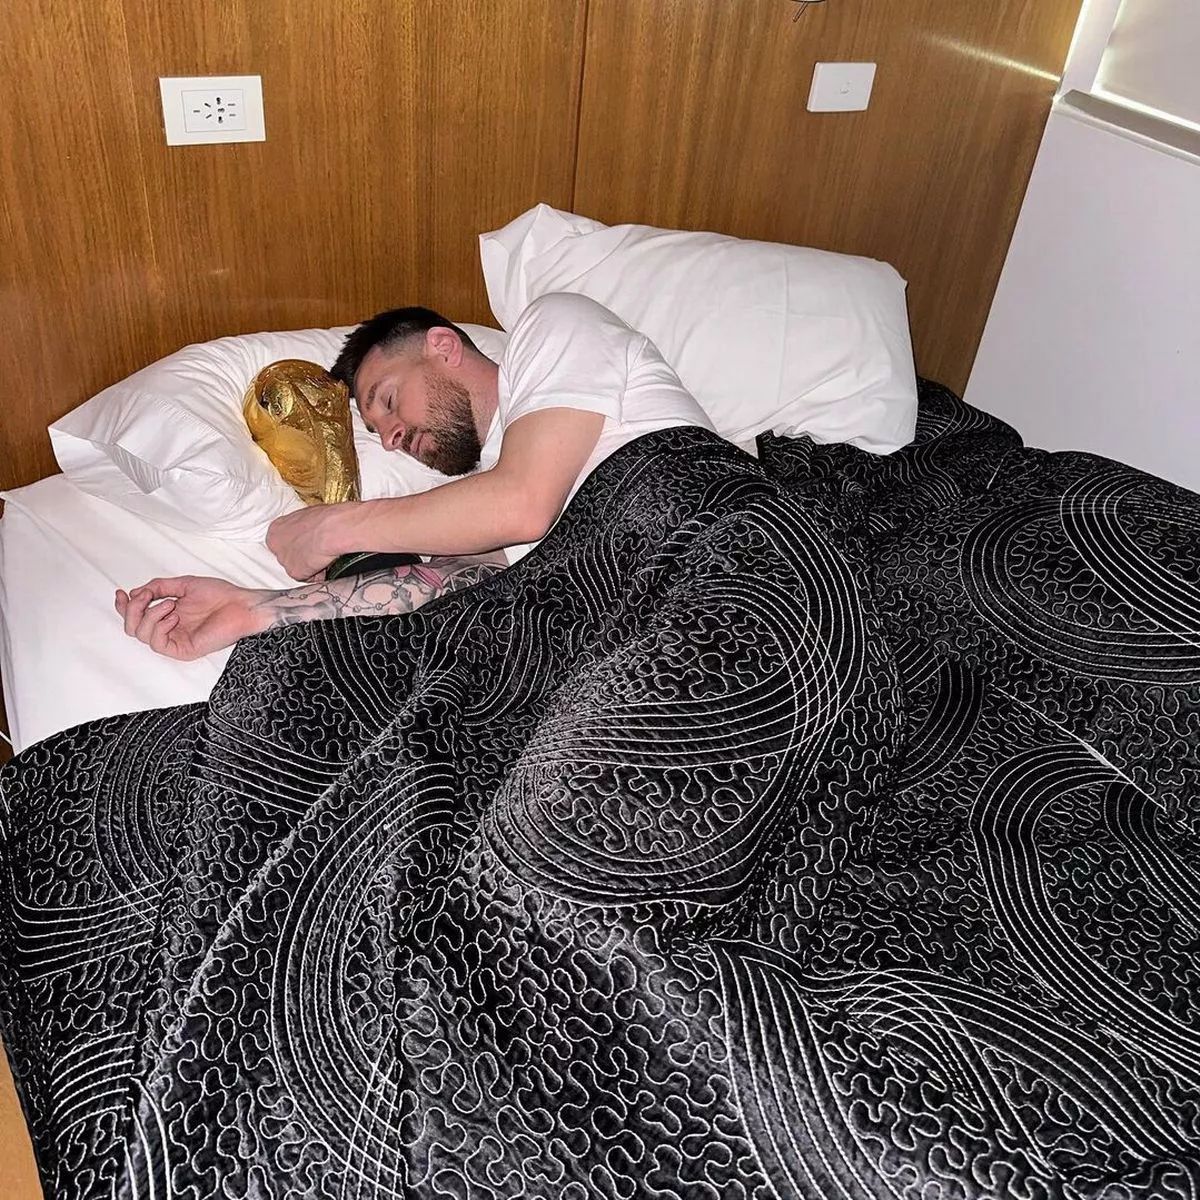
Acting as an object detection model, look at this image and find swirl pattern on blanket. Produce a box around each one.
[1,389,1199,1199]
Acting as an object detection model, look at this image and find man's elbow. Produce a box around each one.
[509,508,557,547]
[507,487,565,546]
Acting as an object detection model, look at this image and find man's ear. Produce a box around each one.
[425,326,464,368]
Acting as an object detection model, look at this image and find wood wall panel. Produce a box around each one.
[573,0,1083,393]
[0,0,1081,489]
[0,0,587,490]
[0,0,167,491]
[118,0,587,342]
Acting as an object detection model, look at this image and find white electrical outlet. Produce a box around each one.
[159,75,265,145]
[181,87,246,134]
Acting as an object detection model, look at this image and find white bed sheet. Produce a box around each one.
[0,474,296,753]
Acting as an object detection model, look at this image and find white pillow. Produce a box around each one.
[49,322,509,540]
[480,204,917,452]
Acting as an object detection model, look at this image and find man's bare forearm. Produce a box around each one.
[252,553,506,630]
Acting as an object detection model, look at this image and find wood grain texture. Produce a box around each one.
[0,1038,39,1198]
[0,0,1082,490]
[0,0,165,490]
[573,0,1083,392]
[117,0,586,344]
[0,0,587,490]
[0,0,1083,491]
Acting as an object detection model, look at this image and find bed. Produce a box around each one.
[0,316,510,753]
[0,475,295,754]
[1,210,1198,1199]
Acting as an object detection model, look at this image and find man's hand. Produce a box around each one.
[116,555,507,661]
[114,576,273,661]
[266,504,353,580]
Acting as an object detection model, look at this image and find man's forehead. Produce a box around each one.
[354,343,412,406]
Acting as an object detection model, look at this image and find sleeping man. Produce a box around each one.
[115,293,713,661]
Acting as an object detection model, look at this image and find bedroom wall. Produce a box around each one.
[573,0,1082,404]
[965,101,1200,493]
[0,0,588,492]
[0,0,1083,493]
[965,0,1200,493]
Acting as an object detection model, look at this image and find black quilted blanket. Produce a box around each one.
[2,383,1199,1199]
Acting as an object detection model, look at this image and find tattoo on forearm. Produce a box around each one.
[255,555,505,630]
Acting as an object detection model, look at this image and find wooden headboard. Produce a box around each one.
[0,0,1082,493]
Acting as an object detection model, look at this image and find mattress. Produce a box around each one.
[0,475,295,753]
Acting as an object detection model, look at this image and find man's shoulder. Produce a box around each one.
[500,293,643,387]
[513,292,630,338]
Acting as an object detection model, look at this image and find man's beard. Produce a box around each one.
[406,371,482,476]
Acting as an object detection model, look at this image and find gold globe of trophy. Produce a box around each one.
[243,359,418,579]
[243,359,361,507]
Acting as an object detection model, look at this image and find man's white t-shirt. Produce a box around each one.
[476,293,714,562]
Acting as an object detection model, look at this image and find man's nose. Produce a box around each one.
[382,420,406,452]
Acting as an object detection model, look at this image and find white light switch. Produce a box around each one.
[159,75,266,145]
[807,62,877,113]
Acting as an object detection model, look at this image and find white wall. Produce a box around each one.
[965,99,1200,493]
[1097,0,1200,126]
[965,0,1200,494]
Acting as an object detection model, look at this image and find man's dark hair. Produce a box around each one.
[330,307,480,397]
